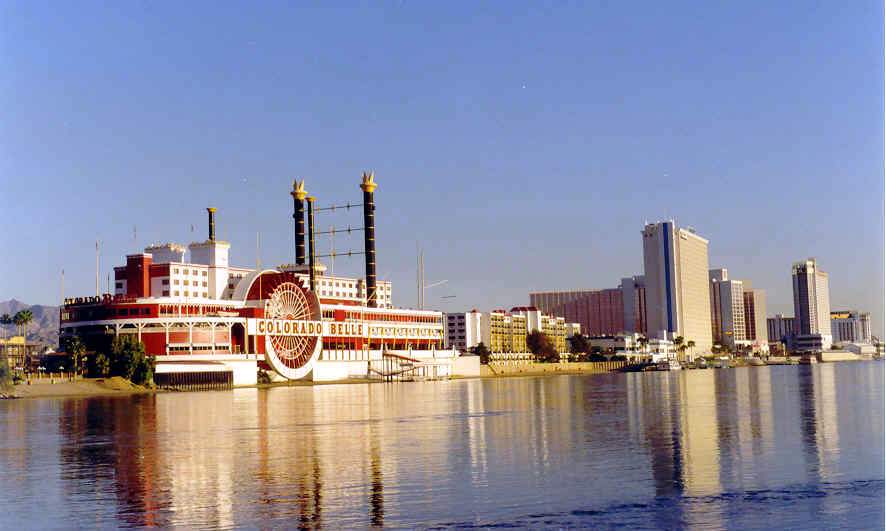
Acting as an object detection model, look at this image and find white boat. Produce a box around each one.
[657,360,682,371]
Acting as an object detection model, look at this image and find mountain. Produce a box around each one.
[0,299,60,347]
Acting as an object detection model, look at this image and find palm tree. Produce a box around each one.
[673,336,685,360]
[686,340,696,359]
[13,310,33,341]
[0,314,11,340]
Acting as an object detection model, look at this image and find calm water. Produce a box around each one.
[1,363,883,529]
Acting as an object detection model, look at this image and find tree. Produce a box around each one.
[0,355,12,393]
[108,335,154,385]
[472,342,491,365]
[89,353,110,378]
[568,335,590,356]
[13,309,33,341]
[674,336,687,359]
[686,340,696,357]
[0,314,11,339]
[62,336,87,376]
[527,330,558,363]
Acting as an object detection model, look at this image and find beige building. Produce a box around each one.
[469,307,569,355]
[643,221,713,357]
[742,288,768,345]
[709,270,746,349]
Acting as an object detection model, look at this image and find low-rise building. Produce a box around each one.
[446,307,568,355]
[767,314,796,348]
[0,336,43,372]
[830,310,872,344]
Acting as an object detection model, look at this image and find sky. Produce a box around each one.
[1,1,883,335]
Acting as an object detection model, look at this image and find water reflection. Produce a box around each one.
[0,364,882,528]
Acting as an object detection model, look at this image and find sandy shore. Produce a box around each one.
[7,377,152,400]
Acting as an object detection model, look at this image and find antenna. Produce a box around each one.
[95,240,100,297]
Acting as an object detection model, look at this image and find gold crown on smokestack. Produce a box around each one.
[291,179,308,201]
[360,171,377,193]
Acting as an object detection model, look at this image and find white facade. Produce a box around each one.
[792,258,831,347]
[643,221,713,355]
[830,311,872,344]
[709,270,746,348]
[565,322,582,338]
[444,311,482,352]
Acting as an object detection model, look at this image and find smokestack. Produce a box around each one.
[207,207,217,241]
[291,180,307,265]
[360,172,378,307]
[307,196,317,292]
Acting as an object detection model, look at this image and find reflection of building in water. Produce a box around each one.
[811,366,840,481]
[677,372,721,497]
[466,380,488,488]
[155,393,235,528]
[716,368,775,490]
[625,374,683,497]
[57,397,162,528]
[251,388,322,526]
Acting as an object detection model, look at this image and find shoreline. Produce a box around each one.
[4,358,879,401]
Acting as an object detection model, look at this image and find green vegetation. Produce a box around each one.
[567,335,590,356]
[0,314,11,339]
[527,330,558,363]
[109,336,155,385]
[12,309,33,340]
[0,355,12,392]
[85,336,154,385]
[89,353,110,378]
[472,342,491,365]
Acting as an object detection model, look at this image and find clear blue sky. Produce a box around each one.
[1,1,883,334]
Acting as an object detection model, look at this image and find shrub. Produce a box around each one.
[0,356,12,392]
[473,343,492,365]
[89,353,110,378]
[108,336,155,385]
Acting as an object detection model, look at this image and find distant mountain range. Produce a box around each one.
[0,299,60,347]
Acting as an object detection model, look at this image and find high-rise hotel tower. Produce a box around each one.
[792,258,832,350]
[642,221,713,355]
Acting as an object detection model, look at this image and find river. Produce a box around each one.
[1,362,883,529]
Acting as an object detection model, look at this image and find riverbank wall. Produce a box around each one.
[481,361,626,377]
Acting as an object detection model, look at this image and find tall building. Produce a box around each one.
[529,288,624,336]
[792,258,832,349]
[619,275,646,334]
[742,288,768,344]
[708,269,745,348]
[642,221,713,354]
[767,314,796,345]
[830,310,872,344]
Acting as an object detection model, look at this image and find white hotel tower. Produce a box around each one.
[642,221,713,356]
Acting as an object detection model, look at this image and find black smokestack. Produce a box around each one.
[291,180,307,265]
[307,196,317,292]
[360,172,378,307]
[207,207,216,241]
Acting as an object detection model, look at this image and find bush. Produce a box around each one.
[89,353,110,378]
[0,356,12,392]
[108,336,155,385]
[528,331,559,363]
[473,343,492,365]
